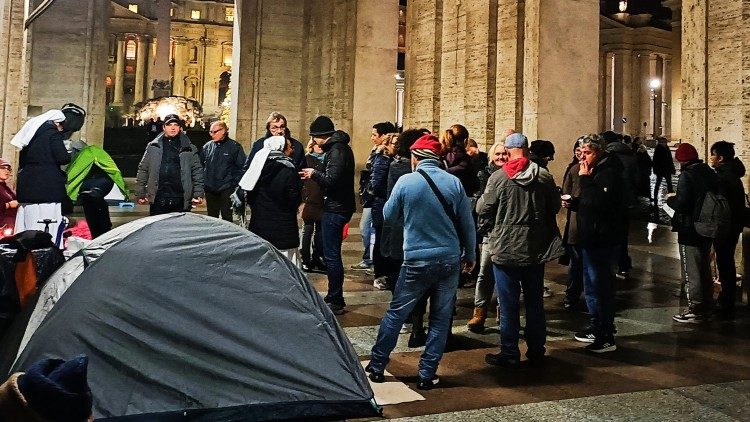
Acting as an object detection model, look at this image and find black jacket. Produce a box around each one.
[247,157,302,250]
[653,143,675,176]
[606,141,638,205]
[311,131,356,215]
[200,137,246,193]
[667,160,718,246]
[247,130,306,171]
[573,155,626,248]
[445,147,479,196]
[715,158,746,235]
[16,122,71,203]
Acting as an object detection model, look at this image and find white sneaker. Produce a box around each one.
[373,276,388,290]
[400,323,411,334]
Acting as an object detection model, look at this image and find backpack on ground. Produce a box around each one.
[694,190,731,239]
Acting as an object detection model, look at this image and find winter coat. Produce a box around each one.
[311,131,356,215]
[606,141,638,205]
[667,160,719,246]
[477,160,564,266]
[715,157,747,235]
[385,159,476,263]
[381,156,411,259]
[200,137,246,193]
[359,148,377,208]
[16,122,71,204]
[247,156,302,250]
[445,147,479,197]
[572,155,626,249]
[635,145,653,197]
[301,153,325,222]
[135,132,205,210]
[369,150,393,226]
[0,183,17,229]
[387,156,411,198]
[562,162,582,245]
[653,143,675,177]
[247,130,306,171]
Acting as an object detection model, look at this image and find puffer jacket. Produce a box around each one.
[476,160,564,266]
[369,149,393,226]
[573,155,625,248]
[715,157,746,235]
[667,160,718,246]
[135,132,205,210]
[311,130,356,215]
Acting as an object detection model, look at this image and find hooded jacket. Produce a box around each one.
[477,160,564,266]
[667,160,718,246]
[135,132,205,210]
[715,157,746,235]
[572,155,626,249]
[247,156,302,250]
[606,141,638,205]
[311,130,356,215]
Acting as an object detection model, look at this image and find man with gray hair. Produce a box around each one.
[200,120,246,221]
[246,112,305,171]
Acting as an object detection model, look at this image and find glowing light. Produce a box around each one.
[618,0,628,12]
[136,96,204,127]
[649,78,662,90]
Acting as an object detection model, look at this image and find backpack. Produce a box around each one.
[694,190,731,239]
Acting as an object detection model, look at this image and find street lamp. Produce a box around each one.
[649,78,662,90]
[649,78,662,137]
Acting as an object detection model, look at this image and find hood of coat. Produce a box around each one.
[510,160,541,186]
[717,156,747,178]
[322,130,351,150]
[605,141,632,155]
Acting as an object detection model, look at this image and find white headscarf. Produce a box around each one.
[10,109,66,150]
[239,136,287,191]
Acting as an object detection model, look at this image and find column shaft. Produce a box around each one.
[662,57,671,139]
[173,42,186,96]
[112,37,126,106]
[134,36,149,105]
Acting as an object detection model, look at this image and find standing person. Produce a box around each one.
[443,124,479,197]
[466,138,489,177]
[370,133,398,290]
[200,120,246,221]
[135,114,204,216]
[467,140,508,333]
[299,116,355,315]
[561,139,584,311]
[246,112,306,171]
[709,141,746,320]
[477,133,564,367]
[0,159,18,235]
[603,132,637,278]
[633,137,653,199]
[669,143,718,323]
[366,134,476,390]
[565,134,625,353]
[529,139,556,170]
[240,136,302,264]
[12,104,85,246]
[652,137,675,206]
[300,139,327,273]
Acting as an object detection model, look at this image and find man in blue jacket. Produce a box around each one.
[365,134,476,391]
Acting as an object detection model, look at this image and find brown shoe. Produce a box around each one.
[467,307,487,334]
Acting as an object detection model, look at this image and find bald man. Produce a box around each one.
[200,120,246,221]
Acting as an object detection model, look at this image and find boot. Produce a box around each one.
[467,307,487,334]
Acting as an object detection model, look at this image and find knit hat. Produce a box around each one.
[675,143,699,162]
[0,158,10,169]
[505,133,529,149]
[530,139,555,158]
[309,116,335,136]
[410,134,442,160]
[163,114,183,127]
[17,355,93,422]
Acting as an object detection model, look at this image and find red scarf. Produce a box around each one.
[503,157,529,179]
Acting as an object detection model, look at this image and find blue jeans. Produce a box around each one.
[370,258,460,380]
[493,264,546,361]
[322,211,352,306]
[360,207,373,265]
[581,246,618,340]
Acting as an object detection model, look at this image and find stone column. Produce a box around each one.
[229,0,261,145]
[612,50,631,133]
[134,35,149,105]
[172,39,187,96]
[522,0,599,179]
[494,0,524,138]
[661,55,671,139]
[681,0,708,152]
[638,51,652,137]
[0,0,29,168]
[112,36,126,107]
[604,52,613,132]
[598,51,607,132]
[649,54,663,137]
[152,0,172,97]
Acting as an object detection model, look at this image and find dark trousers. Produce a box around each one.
[654,174,674,202]
[322,211,352,307]
[715,232,740,313]
[205,189,233,221]
[150,196,186,216]
[618,216,632,272]
[79,193,112,239]
[564,244,584,306]
[301,219,323,265]
[371,208,399,287]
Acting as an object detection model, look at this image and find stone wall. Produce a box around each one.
[0,0,30,170]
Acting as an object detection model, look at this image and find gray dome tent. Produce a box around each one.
[3,213,379,421]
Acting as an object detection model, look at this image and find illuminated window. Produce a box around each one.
[191,9,201,20]
[128,4,138,13]
[225,7,234,22]
[125,39,136,60]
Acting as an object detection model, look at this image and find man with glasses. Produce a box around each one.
[200,121,246,221]
[246,112,306,171]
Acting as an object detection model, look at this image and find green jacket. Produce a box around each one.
[66,145,129,200]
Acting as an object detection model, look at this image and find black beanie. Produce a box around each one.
[17,355,93,422]
[60,103,86,134]
[530,139,555,158]
[309,116,335,136]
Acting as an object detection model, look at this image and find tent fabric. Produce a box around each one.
[8,213,379,421]
[66,145,130,200]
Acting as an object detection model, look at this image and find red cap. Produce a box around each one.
[410,134,442,160]
[674,143,699,162]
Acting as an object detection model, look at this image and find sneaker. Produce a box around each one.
[416,375,440,391]
[574,329,596,343]
[672,311,707,324]
[327,303,346,315]
[373,276,388,290]
[350,261,372,271]
[400,323,411,334]
[484,353,520,369]
[585,339,617,353]
[364,363,385,383]
[543,287,553,298]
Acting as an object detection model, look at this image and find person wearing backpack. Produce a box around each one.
[709,141,746,320]
[668,143,719,324]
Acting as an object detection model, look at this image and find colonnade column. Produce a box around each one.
[172,39,186,97]
[612,50,631,133]
[602,51,612,132]
[229,0,261,145]
[134,35,149,105]
[661,56,672,139]
[152,0,172,97]
[112,36,125,107]
[637,51,651,137]
[0,0,29,167]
